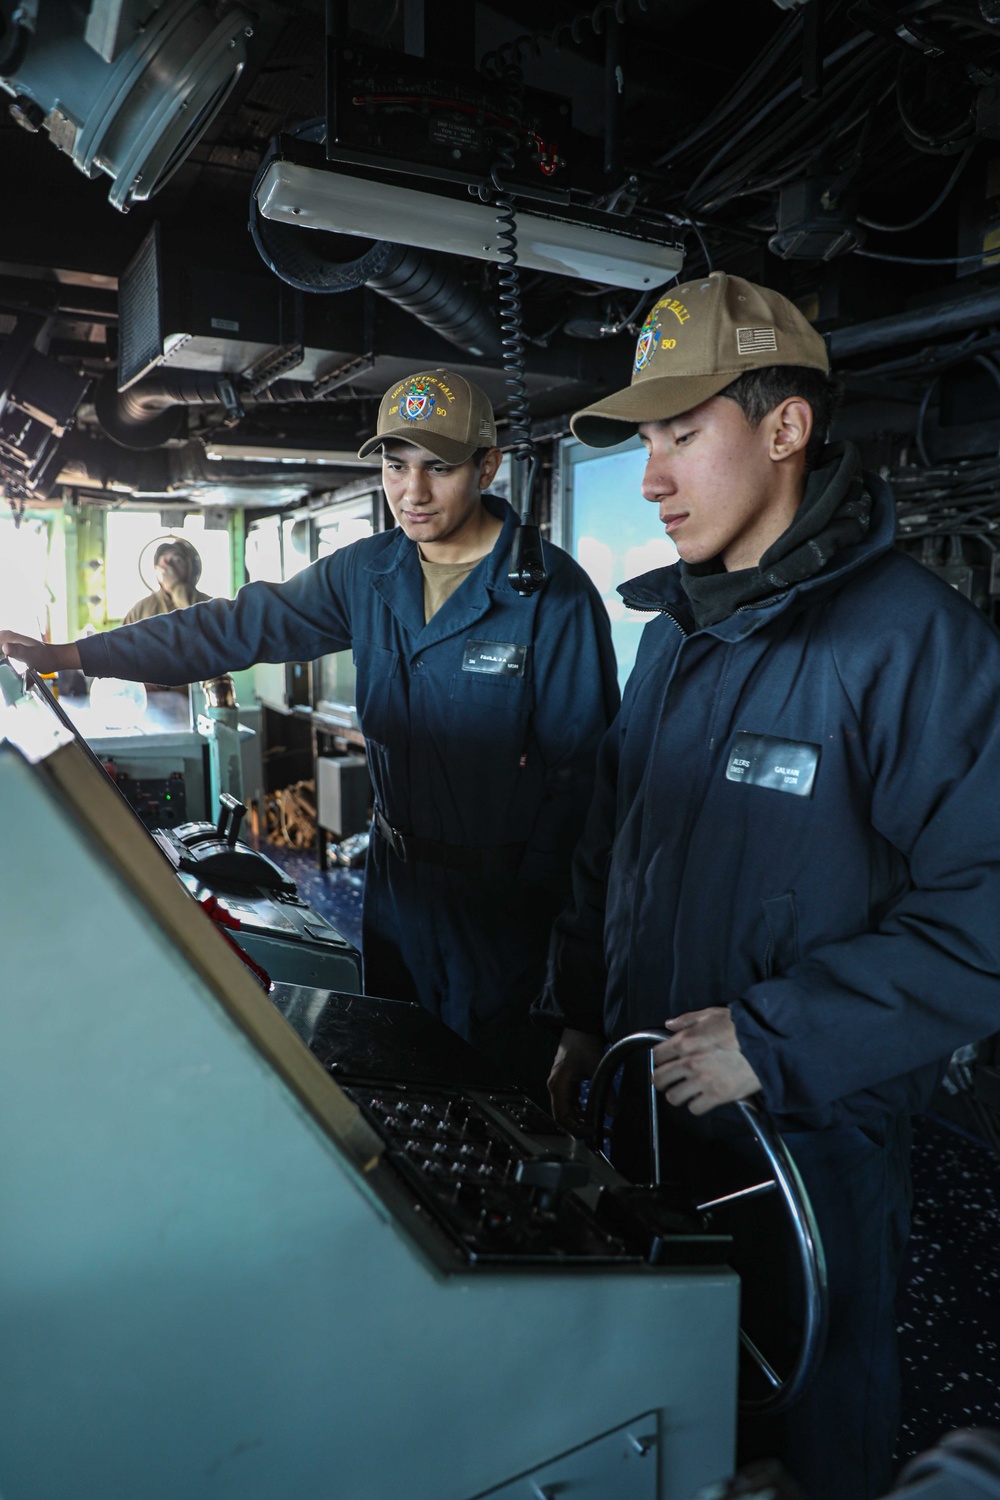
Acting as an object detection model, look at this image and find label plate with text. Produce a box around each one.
[462,640,527,677]
[725,732,820,798]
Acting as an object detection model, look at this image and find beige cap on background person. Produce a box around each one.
[571,270,830,448]
[358,368,497,465]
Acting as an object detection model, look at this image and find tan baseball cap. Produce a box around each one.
[358,368,497,464]
[571,270,830,447]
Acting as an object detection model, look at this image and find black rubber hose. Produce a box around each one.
[250,213,396,292]
[367,245,500,359]
[95,366,371,446]
[250,168,499,357]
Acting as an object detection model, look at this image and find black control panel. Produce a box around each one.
[345,1081,731,1269]
[103,763,187,828]
[270,988,733,1273]
[153,819,296,892]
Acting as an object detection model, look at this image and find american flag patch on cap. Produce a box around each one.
[737,325,779,355]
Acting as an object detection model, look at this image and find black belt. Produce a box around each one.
[374,808,525,875]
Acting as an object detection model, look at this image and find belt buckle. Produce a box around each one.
[376,808,407,861]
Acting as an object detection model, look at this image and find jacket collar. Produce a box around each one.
[618,446,897,641]
[365,494,523,644]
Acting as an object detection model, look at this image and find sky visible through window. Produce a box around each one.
[569,443,678,690]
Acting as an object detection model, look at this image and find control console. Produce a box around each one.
[272,986,731,1272]
[347,1081,731,1267]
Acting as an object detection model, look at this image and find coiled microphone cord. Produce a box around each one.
[479,58,545,594]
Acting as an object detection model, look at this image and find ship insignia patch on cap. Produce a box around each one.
[633,295,688,373]
[634,309,661,372]
[736,326,778,355]
[402,377,436,422]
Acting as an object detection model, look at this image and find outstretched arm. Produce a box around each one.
[0,632,81,673]
[5,550,358,689]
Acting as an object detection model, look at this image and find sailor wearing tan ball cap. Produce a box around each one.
[538,270,1000,1499]
[358,368,498,466]
[566,273,837,578]
[1,365,619,1104]
[571,269,830,444]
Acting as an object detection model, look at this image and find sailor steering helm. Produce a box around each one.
[584,1030,829,1416]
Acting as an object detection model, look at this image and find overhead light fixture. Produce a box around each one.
[255,157,683,292]
[204,440,363,466]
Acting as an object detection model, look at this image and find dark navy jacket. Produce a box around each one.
[540,460,1000,1129]
[78,497,619,902]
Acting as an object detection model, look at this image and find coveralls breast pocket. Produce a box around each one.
[447,670,530,765]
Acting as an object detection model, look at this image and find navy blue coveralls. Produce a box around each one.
[537,446,1000,1499]
[79,496,619,1092]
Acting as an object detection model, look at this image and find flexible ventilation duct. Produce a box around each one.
[56,431,359,494]
[95,368,368,449]
[367,244,501,361]
[249,159,500,360]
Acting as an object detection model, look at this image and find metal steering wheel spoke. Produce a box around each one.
[696,1178,778,1212]
[583,1030,828,1416]
[739,1330,782,1392]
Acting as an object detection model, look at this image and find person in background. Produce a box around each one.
[123,537,210,624]
[537,270,1000,1500]
[1,369,619,1102]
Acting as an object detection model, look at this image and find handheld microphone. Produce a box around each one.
[508,522,546,596]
